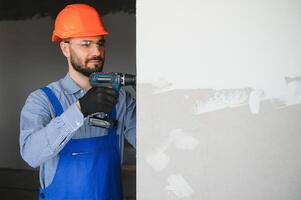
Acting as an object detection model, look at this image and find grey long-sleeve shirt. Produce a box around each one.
[19,73,136,188]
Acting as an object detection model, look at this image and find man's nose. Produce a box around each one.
[90,44,104,57]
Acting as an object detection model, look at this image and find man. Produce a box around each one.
[19,3,136,200]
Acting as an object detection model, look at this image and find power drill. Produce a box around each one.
[88,72,136,128]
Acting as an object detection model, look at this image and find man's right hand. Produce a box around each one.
[78,87,119,117]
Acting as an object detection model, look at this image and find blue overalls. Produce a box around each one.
[39,87,121,200]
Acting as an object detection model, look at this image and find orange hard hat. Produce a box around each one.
[52,4,109,42]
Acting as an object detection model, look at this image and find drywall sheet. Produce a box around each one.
[137,0,301,199]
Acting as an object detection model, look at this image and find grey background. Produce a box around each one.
[0,12,136,169]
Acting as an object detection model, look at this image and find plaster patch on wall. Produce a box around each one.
[281,77,301,106]
[249,90,264,114]
[169,129,199,150]
[146,129,199,171]
[146,136,172,171]
[165,175,194,199]
[185,77,301,115]
[193,88,252,115]
[146,150,170,172]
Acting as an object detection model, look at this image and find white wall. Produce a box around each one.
[137,0,301,199]
[0,12,135,169]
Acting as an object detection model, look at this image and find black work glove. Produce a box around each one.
[79,87,119,117]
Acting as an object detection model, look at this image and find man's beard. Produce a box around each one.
[70,53,105,77]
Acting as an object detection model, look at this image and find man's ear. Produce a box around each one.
[60,41,70,58]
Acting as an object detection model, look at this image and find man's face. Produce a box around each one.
[66,36,105,77]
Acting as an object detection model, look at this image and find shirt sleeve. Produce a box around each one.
[123,91,136,148]
[19,90,84,168]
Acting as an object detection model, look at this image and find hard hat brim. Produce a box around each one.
[52,29,109,42]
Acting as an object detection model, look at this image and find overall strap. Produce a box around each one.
[108,106,121,154]
[110,106,117,124]
[40,87,64,117]
[108,106,117,133]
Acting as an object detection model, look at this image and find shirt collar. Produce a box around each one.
[61,73,82,94]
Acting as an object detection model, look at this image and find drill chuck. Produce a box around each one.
[123,74,136,86]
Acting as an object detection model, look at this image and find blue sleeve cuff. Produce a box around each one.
[60,103,84,133]
[45,103,84,152]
